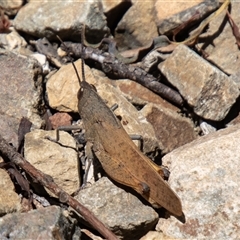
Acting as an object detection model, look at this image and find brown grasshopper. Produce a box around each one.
[60,33,183,217]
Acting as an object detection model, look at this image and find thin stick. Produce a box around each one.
[0,134,118,240]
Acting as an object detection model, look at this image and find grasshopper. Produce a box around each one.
[60,32,183,217]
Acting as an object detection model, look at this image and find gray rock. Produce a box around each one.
[159,45,239,121]
[24,129,79,196]
[142,103,197,154]
[14,1,109,41]
[0,206,80,239]
[0,50,43,148]
[75,177,158,240]
[0,168,21,216]
[157,124,240,239]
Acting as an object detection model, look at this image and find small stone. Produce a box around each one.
[49,112,72,130]
[158,124,240,239]
[159,44,239,121]
[24,129,79,196]
[199,119,216,135]
[31,53,50,75]
[0,206,80,239]
[141,103,197,154]
[14,1,109,41]
[0,168,21,216]
[75,177,158,240]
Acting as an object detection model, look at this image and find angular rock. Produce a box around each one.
[0,206,80,239]
[158,124,240,239]
[141,103,197,154]
[115,0,158,50]
[47,60,160,156]
[49,112,72,130]
[14,1,109,41]
[112,78,179,110]
[75,177,158,240]
[159,44,239,121]
[0,168,21,216]
[24,129,79,195]
[198,1,240,75]
[0,49,43,148]
[156,0,218,35]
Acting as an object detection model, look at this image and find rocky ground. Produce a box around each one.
[0,0,240,239]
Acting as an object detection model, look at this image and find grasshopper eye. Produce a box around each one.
[77,87,84,100]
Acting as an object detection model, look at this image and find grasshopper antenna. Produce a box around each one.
[56,35,84,87]
[80,24,86,82]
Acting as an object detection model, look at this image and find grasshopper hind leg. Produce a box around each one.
[93,141,151,195]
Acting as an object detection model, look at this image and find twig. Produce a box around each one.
[226,10,240,48]
[172,11,201,42]
[62,42,184,106]
[0,134,118,240]
[81,229,104,240]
